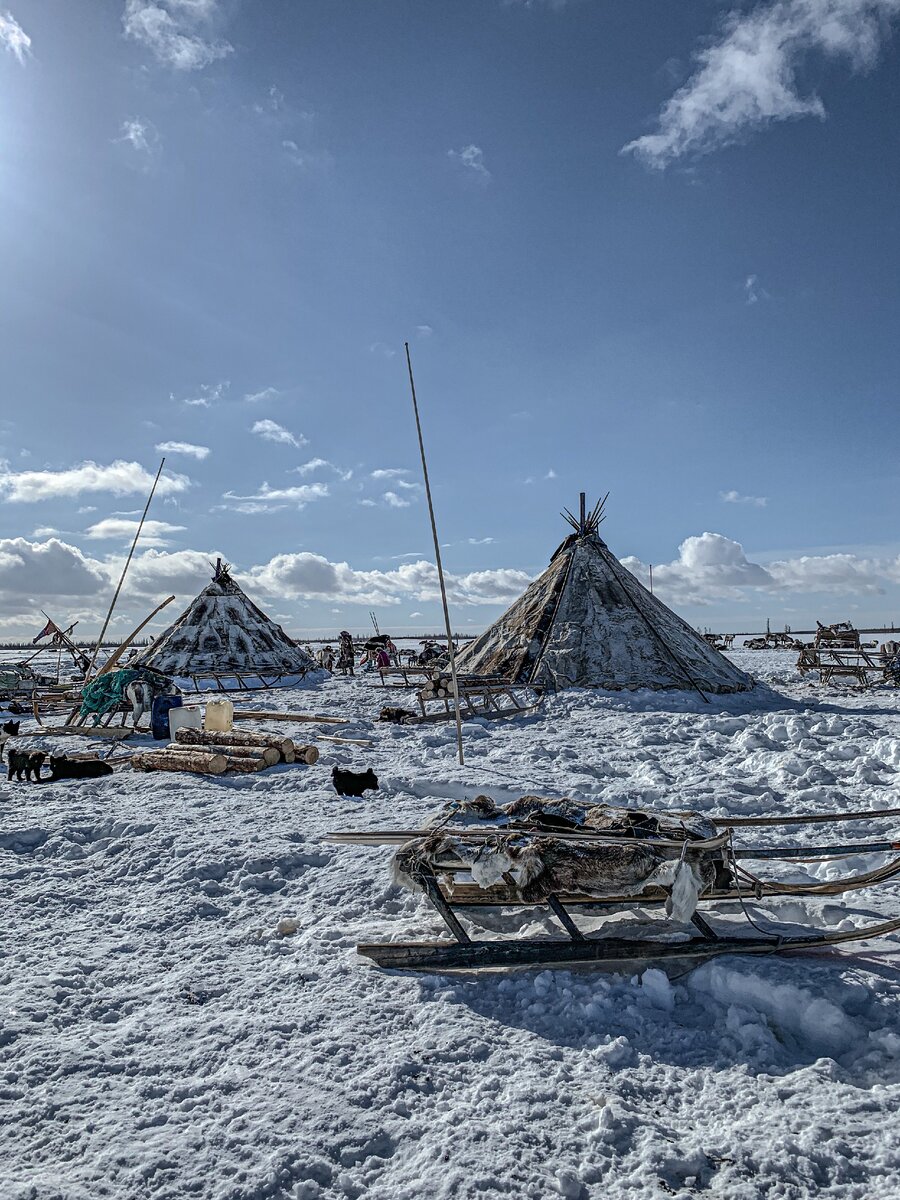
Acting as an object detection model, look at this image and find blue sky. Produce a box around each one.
[1,0,900,640]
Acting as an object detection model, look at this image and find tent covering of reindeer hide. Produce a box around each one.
[453,495,752,695]
[134,560,315,684]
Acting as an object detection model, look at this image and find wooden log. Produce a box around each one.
[232,710,349,725]
[222,755,268,774]
[165,742,280,767]
[173,727,293,758]
[316,734,374,747]
[294,744,319,765]
[132,750,228,775]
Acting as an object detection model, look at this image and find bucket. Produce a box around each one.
[204,698,234,733]
[151,694,182,741]
[169,705,203,740]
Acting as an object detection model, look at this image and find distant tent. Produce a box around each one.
[134,559,316,691]
[455,495,752,697]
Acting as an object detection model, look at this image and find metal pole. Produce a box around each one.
[86,457,166,679]
[404,343,464,766]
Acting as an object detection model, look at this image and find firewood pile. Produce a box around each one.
[131,727,319,775]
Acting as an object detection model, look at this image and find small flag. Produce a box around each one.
[33,618,60,644]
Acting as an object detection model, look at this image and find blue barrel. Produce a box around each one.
[151,694,182,740]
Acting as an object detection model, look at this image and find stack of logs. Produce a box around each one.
[132,727,320,776]
[419,674,454,701]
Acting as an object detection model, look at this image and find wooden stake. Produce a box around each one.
[96,595,176,677]
[86,457,166,679]
[404,343,464,767]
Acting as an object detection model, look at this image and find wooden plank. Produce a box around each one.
[233,710,349,725]
[14,726,135,741]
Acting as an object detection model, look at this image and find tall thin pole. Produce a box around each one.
[404,343,464,766]
[86,457,166,679]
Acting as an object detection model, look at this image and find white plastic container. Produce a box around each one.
[204,697,234,733]
[169,705,203,740]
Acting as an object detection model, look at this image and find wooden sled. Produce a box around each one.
[339,817,900,973]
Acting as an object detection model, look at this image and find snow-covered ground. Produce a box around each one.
[3,649,900,1199]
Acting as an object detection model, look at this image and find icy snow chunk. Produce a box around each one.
[640,969,674,1013]
[276,917,300,937]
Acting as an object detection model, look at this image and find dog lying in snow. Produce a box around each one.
[6,749,45,782]
[0,719,20,762]
[47,755,114,781]
[332,766,378,797]
[378,706,415,724]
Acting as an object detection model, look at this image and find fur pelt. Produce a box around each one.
[393,831,719,908]
[438,794,718,842]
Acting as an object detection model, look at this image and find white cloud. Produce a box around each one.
[720,489,768,507]
[31,526,59,538]
[359,499,377,508]
[623,0,900,168]
[1,11,31,63]
[371,468,410,480]
[84,517,187,548]
[468,536,495,545]
[117,118,159,155]
[173,380,228,407]
[222,481,328,509]
[744,273,771,304]
[621,530,900,606]
[0,538,109,600]
[244,386,281,404]
[155,440,210,460]
[292,458,352,481]
[416,325,434,338]
[123,0,232,70]
[545,468,557,480]
[409,611,423,618]
[250,419,306,448]
[248,554,531,607]
[448,144,491,180]
[383,491,411,509]
[0,460,191,502]
[369,342,396,359]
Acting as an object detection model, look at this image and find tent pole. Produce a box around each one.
[404,343,464,766]
[86,457,166,679]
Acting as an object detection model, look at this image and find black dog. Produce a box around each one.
[332,766,378,797]
[0,719,20,762]
[48,755,114,781]
[7,749,44,782]
[379,706,415,724]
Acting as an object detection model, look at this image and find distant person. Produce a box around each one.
[337,631,355,677]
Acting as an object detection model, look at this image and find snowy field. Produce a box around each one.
[3,649,900,1199]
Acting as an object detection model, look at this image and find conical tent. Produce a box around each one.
[135,560,316,690]
[455,496,752,696]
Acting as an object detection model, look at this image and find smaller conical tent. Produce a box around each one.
[455,495,752,696]
[134,560,316,690]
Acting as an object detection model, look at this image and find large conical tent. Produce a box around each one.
[455,495,752,696]
[134,560,317,691]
